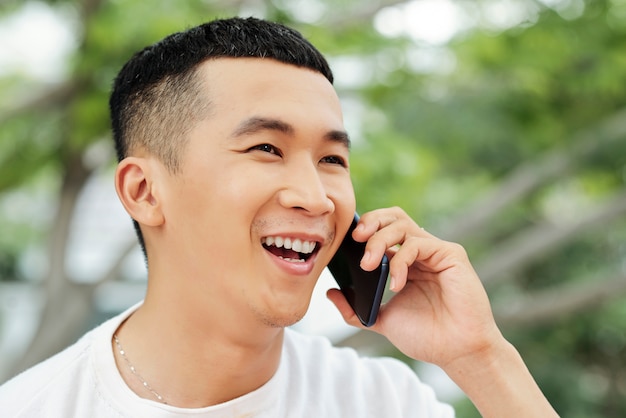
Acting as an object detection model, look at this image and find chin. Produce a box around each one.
[253,304,309,329]
[262,315,303,329]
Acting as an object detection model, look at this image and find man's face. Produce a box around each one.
[155,58,355,328]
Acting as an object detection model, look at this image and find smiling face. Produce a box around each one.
[146,58,356,329]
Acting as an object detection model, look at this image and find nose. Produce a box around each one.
[277,160,335,216]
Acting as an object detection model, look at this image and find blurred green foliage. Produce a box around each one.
[1,0,625,416]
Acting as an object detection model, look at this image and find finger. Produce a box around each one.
[389,236,473,290]
[387,236,423,292]
[354,207,414,240]
[326,288,366,329]
[360,222,431,271]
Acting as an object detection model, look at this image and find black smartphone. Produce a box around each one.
[327,213,389,327]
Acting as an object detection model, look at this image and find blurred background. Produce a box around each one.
[1,0,625,416]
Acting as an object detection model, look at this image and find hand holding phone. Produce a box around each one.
[327,214,389,327]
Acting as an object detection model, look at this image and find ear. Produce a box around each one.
[115,157,165,227]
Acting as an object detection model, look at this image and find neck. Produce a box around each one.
[112,298,284,408]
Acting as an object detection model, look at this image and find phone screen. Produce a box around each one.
[327,214,389,327]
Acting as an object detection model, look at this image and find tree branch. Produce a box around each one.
[494,271,626,329]
[475,190,626,285]
[0,80,82,125]
[0,0,106,124]
[437,107,626,242]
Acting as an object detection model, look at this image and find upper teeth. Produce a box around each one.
[262,236,317,254]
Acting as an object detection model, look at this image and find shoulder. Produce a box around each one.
[0,305,138,418]
[0,330,95,416]
[282,329,455,417]
[284,328,417,384]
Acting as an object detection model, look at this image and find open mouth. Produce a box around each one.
[261,236,319,263]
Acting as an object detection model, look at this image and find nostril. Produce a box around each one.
[276,178,334,215]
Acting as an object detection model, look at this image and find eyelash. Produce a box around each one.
[250,143,282,156]
[248,143,347,167]
[321,155,347,167]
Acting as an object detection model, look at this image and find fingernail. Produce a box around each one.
[361,250,371,266]
[389,275,397,291]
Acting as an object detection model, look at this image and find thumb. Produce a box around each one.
[326,288,364,329]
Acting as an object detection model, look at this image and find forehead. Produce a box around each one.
[195,58,345,131]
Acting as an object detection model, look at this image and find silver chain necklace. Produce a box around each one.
[113,334,166,404]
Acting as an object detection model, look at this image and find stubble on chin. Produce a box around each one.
[251,305,307,329]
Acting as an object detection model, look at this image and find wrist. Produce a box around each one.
[442,332,511,389]
[443,336,559,418]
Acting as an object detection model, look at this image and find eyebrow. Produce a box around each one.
[231,116,351,149]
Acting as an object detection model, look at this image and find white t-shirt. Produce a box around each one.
[0,305,454,417]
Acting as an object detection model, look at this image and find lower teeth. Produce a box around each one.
[278,256,305,263]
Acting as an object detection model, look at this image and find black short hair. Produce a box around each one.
[109,17,334,260]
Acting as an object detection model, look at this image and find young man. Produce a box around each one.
[0,17,559,417]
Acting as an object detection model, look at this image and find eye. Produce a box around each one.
[320,155,347,167]
[249,143,282,156]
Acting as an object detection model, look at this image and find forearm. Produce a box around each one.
[445,338,559,418]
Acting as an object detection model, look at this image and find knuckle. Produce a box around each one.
[446,241,468,258]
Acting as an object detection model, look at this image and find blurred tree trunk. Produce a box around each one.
[6,154,93,377]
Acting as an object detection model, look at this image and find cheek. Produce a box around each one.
[326,175,356,212]
[180,158,269,208]
[221,160,280,195]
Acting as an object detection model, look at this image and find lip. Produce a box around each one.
[263,249,319,276]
